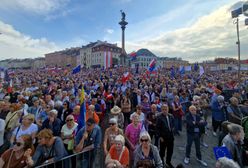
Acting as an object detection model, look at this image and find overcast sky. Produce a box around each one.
[0,0,247,62]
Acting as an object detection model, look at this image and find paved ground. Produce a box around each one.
[171,124,218,168]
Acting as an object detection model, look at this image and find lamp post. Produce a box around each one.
[233,18,241,83]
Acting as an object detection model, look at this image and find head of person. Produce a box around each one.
[32,97,39,107]
[151,104,157,112]
[228,123,244,141]
[48,109,58,122]
[217,95,225,103]
[161,104,169,115]
[215,157,240,168]
[13,134,33,152]
[109,118,118,129]
[114,135,125,152]
[91,98,97,105]
[65,114,75,127]
[45,95,52,102]
[88,105,95,113]
[110,105,121,116]
[230,97,239,106]
[189,105,197,115]
[174,95,179,102]
[131,113,139,125]
[22,114,35,127]
[139,131,151,148]
[63,100,70,109]
[54,100,63,108]
[37,129,54,145]
[86,118,95,132]
[136,105,142,114]
[45,104,53,112]
[73,105,80,115]
[143,96,149,103]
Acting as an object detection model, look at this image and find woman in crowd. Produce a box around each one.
[121,94,132,127]
[105,135,129,168]
[41,109,62,136]
[134,131,163,168]
[32,129,68,166]
[10,114,38,145]
[109,106,124,129]
[0,134,34,168]
[103,118,123,155]
[85,104,100,125]
[61,100,73,124]
[171,96,183,136]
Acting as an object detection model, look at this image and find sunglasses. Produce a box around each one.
[13,142,23,147]
[87,123,92,127]
[66,119,73,122]
[109,123,116,126]
[140,139,149,142]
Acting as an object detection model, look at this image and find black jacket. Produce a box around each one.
[185,113,206,134]
[156,113,174,141]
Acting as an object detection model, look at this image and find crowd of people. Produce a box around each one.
[0,66,247,168]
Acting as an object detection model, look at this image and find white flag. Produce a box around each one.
[199,65,204,76]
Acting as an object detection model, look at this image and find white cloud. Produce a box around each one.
[105,29,114,34]
[125,1,248,62]
[0,20,58,60]
[0,0,70,15]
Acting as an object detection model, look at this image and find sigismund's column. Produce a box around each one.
[119,10,128,66]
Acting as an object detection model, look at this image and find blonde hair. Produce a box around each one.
[23,114,35,123]
[37,129,53,139]
[139,131,151,143]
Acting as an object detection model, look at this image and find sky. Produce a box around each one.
[0,0,247,62]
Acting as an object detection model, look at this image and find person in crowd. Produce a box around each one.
[32,129,68,166]
[121,94,132,127]
[0,134,34,168]
[36,102,51,129]
[10,114,38,145]
[227,97,242,124]
[27,97,42,121]
[109,106,124,129]
[72,105,81,123]
[0,118,5,147]
[147,104,159,146]
[5,104,22,139]
[240,99,248,117]
[41,109,62,136]
[75,118,102,168]
[141,96,151,116]
[222,123,246,167]
[0,101,10,120]
[134,131,163,168]
[61,114,77,168]
[61,114,78,153]
[105,135,129,168]
[156,103,175,168]
[86,104,100,125]
[91,97,102,117]
[211,95,228,136]
[45,95,54,108]
[103,118,123,155]
[131,105,145,123]
[171,96,183,136]
[60,100,73,124]
[184,105,207,167]
[199,93,210,122]
[215,157,240,168]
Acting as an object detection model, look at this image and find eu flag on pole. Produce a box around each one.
[213,146,232,160]
[77,86,86,133]
[72,65,81,74]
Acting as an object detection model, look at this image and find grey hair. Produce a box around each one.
[55,100,63,107]
[139,131,151,143]
[217,95,225,102]
[227,123,243,136]
[217,157,240,168]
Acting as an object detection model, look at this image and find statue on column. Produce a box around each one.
[120,10,126,21]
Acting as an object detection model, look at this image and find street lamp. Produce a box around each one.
[231,7,242,83]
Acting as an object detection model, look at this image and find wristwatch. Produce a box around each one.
[45,160,49,164]
[113,163,117,168]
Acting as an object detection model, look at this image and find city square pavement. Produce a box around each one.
[171,123,218,168]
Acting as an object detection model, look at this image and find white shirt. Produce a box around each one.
[12,123,38,140]
[61,123,78,144]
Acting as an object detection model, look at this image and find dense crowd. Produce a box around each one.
[0,67,247,168]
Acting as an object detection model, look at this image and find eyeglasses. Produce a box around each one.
[66,119,73,122]
[13,142,23,147]
[109,123,116,126]
[140,139,149,142]
[87,123,92,127]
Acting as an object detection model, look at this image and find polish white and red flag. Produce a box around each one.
[122,72,131,83]
[104,51,113,69]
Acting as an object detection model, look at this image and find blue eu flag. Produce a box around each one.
[213,146,232,160]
